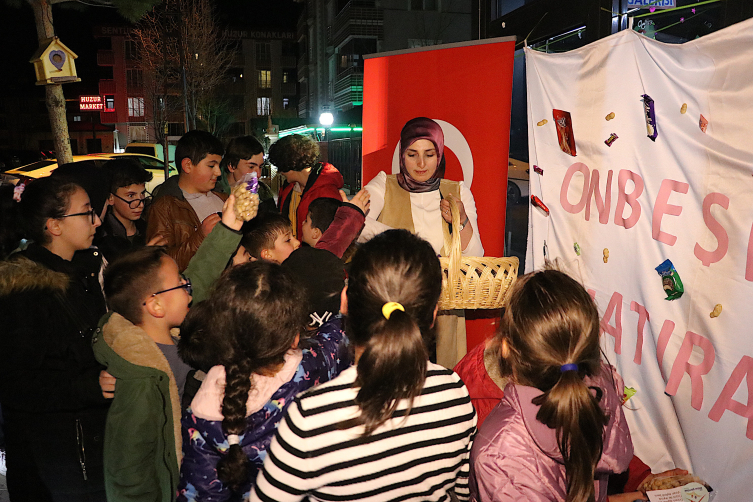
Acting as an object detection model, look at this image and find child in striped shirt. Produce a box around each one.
[251,229,477,502]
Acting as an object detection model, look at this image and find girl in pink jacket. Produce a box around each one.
[470,270,633,502]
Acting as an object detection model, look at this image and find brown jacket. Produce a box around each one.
[146,175,228,271]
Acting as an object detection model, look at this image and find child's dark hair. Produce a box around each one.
[175,130,224,172]
[268,134,319,172]
[498,269,607,502]
[221,136,264,172]
[308,197,340,233]
[103,157,154,193]
[190,262,307,491]
[104,247,167,324]
[15,176,81,247]
[345,229,441,435]
[240,213,291,259]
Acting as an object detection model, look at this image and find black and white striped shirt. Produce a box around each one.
[250,363,477,502]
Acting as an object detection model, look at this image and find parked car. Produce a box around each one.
[124,142,175,163]
[4,153,177,193]
[507,158,530,205]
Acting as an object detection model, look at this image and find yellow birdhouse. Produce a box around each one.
[29,37,80,86]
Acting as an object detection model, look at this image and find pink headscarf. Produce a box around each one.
[397,117,446,193]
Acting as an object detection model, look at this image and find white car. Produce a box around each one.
[507,158,530,205]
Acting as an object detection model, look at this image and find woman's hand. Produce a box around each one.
[440,193,468,225]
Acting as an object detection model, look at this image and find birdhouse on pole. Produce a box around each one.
[29,37,80,85]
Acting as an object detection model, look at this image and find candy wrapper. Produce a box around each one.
[699,114,708,133]
[231,172,260,221]
[605,133,618,147]
[530,195,550,216]
[656,259,684,300]
[642,94,659,141]
[552,109,577,156]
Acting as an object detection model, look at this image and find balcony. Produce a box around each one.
[331,0,383,48]
[97,50,114,67]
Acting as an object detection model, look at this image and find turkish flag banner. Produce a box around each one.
[362,37,516,350]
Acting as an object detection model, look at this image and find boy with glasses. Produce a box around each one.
[93,247,195,502]
[97,158,157,262]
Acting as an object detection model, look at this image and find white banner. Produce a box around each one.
[526,19,753,501]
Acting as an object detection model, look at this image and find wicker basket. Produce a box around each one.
[438,197,519,310]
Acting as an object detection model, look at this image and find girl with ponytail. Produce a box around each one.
[469,269,633,502]
[176,261,349,501]
[251,229,478,502]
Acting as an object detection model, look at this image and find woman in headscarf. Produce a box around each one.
[359,117,484,368]
[359,117,484,257]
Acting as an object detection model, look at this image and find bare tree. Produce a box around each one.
[132,0,232,139]
[8,0,160,164]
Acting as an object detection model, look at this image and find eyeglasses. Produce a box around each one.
[143,275,192,305]
[60,208,98,224]
[111,191,151,209]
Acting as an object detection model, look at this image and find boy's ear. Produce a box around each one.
[260,248,272,261]
[227,163,236,173]
[144,296,165,319]
[180,158,193,175]
[311,227,322,240]
[430,304,439,328]
[107,194,115,205]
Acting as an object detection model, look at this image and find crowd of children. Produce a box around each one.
[0,127,685,502]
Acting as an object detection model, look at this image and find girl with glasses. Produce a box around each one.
[0,176,110,501]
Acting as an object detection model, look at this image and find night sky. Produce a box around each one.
[0,0,300,97]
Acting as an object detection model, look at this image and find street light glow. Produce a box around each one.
[319,112,334,126]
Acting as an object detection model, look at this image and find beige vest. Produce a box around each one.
[377,174,460,256]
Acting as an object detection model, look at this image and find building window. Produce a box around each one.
[127,69,143,88]
[167,122,184,137]
[283,70,292,83]
[258,70,272,88]
[257,97,271,116]
[283,98,290,109]
[410,0,437,9]
[73,116,82,122]
[128,97,145,117]
[104,95,115,112]
[256,43,271,62]
[125,40,137,60]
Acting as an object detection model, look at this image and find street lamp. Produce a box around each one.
[319,112,334,164]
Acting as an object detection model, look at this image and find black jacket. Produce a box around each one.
[0,243,109,500]
[95,210,147,263]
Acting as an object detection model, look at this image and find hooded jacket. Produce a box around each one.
[0,243,109,498]
[469,363,633,502]
[278,162,343,240]
[146,175,228,271]
[177,317,351,502]
[93,312,183,502]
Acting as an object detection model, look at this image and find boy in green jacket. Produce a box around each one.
[93,199,242,501]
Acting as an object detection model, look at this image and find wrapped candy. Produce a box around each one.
[231,172,260,221]
[655,259,684,300]
[641,94,658,141]
[552,109,576,156]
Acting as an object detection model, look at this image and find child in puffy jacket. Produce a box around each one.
[176,261,349,501]
[469,269,633,502]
